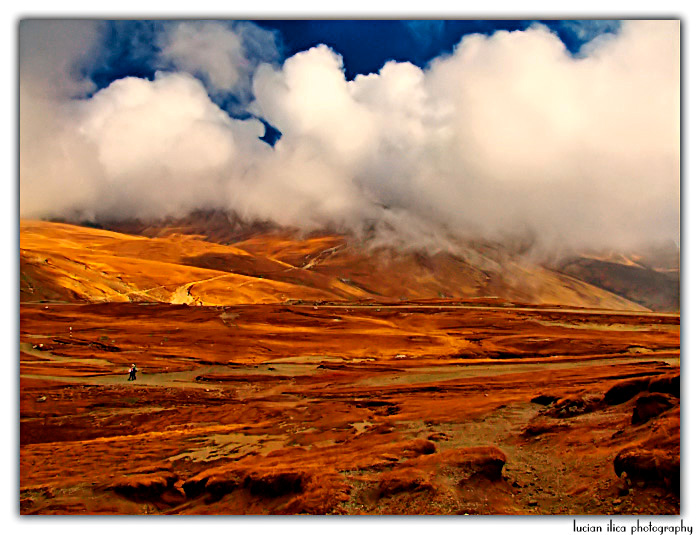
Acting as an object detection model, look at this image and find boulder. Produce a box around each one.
[108,470,178,500]
[614,447,679,494]
[185,466,309,500]
[604,377,651,405]
[182,471,211,498]
[244,470,308,498]
[531,394,559,406]
[648,373,680,398]
[427,432,450,442]
[545,394,602,418]
[632,393,676,425]
[521,418,571,437]
[205,471,245,499]
[377,468,435,497]
[402,438,437,456]
[447,446,507,481]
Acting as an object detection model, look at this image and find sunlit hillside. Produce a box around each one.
[20,219,649,311]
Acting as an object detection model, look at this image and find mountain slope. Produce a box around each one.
[20,220,353,305]
[20,219,651,311]
[557,256,679,312]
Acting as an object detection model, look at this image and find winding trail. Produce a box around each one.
[120,273,247,305]
[301,244,345,270]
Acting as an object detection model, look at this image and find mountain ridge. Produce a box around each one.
[21,216,674,311]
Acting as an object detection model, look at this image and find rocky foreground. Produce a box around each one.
[20,302,679,514]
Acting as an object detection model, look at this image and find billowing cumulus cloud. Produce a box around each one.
[19,20,679,253]
[19,20,105,220]
[77,72,268,219]
[157,20,279,106]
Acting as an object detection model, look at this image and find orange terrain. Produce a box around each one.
[19,220,680,515]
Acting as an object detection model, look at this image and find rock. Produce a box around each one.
[107,470,177,500]
[453,446,507,481]
[185,466,308,501]
[377,468,435,497]
[521,419,571,437]
[36,396,47,403]
[604,377,651,405]
[402,439,437,456]
[427,432,449,442]
[372,422,395,434]
[632,393,676,424]
[205,472,244,498]
[244,470,308,498]
[614,447,679,494]
[545,395,601,418]
[627,345,651,354]
[531,394,559,405]
[648,373,680,398]
[183,467,226,498]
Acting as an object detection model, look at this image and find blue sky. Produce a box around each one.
[82,19,622,145]
[254,20,620,76]
[88,20,621,100]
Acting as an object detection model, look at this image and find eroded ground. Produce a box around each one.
[19,302,680,515]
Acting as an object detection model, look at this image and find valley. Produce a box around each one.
[19,219,681,515]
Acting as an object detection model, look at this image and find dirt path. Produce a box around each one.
[169,274,234,305]
[20,342,114,368]
[301,244,345,270]
[449,403,569,513]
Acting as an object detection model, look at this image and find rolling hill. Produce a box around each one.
[20,217,663,311]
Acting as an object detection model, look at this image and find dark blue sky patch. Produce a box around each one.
[258,119,282,146]
[81,19,623,110]
[253,20,536,79]
[538,20,621,54]
[88,20,161,93]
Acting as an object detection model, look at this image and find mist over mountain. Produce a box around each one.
[20,20,679,255]
[30,208,676,312]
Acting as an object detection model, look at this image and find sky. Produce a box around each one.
[87,20,622,95]
[18,19,680,253]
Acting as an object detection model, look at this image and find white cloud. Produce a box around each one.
[157,21,279,105]
[19,20,680,253]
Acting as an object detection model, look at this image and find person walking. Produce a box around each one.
[128,364,137,381]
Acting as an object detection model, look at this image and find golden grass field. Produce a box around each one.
[19,220,679,515]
